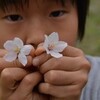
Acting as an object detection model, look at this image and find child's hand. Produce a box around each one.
[0,68,48,100]
[0,49,48,100]
[33,46,91,100]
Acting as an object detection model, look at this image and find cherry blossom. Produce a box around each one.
[43,32,68,58]
[3,37,33,66]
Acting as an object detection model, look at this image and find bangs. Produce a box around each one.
[56,0,74,6]
[0,0,74,12]
[0,0,29,11]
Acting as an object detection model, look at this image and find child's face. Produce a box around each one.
[0,0,78,48]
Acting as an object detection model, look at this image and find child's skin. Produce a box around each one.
[0,0,90,100]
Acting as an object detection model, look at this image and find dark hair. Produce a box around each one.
[61,0,90,40]
[0,0,90,40]
[76,0,90,40]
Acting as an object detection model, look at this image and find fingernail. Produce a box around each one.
[33,58,39,66]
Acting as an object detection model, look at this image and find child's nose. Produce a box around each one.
[26,30,45,48]
[25,20,48,48]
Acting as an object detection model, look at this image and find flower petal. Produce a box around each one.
[18,53,27,66]
[50,51,63,58]
[48,32,59,43]
[43,32,59,54]
[44,35,49,47]
[43,35,50,53]
[45,48,50,54]
[3,52,17,62]
[53,41,68,52]
[4,40,17,51]
[13,37,24,48]
[20,45,33,55]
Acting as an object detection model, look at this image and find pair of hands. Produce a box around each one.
[0,45,90,100]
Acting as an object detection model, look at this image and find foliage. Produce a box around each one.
[77,0,100,56]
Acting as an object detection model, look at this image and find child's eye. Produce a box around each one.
[3,14,23,22]
[49,10,67,18]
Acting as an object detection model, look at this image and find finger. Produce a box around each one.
[0,68,28,90]
[29,47,35,57]
[62,46,84,57]
[44,70,87,85]
[35,43,45,56]
[39,83,81,98]
[0,68,28,99]
[32,53,51,67]
[33,46,84,68]
[40,56,90,74]
[0,49,7,57]
[0,56,33,72]
[11,72,42,100]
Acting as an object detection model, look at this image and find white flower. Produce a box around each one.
[3,37,33,66]
[43,32,68,58]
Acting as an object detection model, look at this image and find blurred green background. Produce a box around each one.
[77,0,100,56]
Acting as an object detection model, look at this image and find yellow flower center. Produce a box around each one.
[14,47,20,53]
[48,43,55,50]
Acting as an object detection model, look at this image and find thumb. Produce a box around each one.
[35,43,45,56]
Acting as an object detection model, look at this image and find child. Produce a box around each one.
[0,0,95,100]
